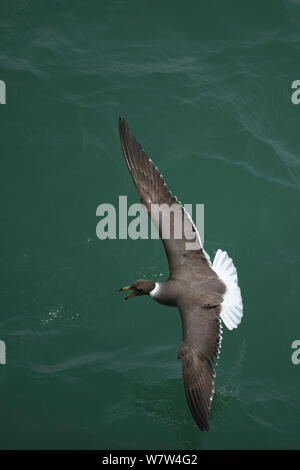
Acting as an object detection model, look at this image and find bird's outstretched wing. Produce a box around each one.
[178,301,222,430]
[119,117,211,277]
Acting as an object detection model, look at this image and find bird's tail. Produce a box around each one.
[212,249,243,330]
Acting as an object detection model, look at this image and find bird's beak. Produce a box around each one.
[118,285,131,292]
[124,291,139,300]
[118,285,139,300]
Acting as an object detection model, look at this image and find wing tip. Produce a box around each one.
[186,388,211,431]
[119,116,127,132]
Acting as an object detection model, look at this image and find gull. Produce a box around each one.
[118,117,243,430]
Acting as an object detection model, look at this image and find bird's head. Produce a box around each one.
[118,279,155,300]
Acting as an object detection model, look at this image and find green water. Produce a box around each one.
[1,0,300,450]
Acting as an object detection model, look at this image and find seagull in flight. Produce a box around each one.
[118,117,243,430]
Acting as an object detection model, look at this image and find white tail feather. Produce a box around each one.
[212,249,243,330]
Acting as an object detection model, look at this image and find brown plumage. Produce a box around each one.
[118,117,226,431]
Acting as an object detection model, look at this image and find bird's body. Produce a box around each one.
[150,276,225,307]
[118,117,243,430]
